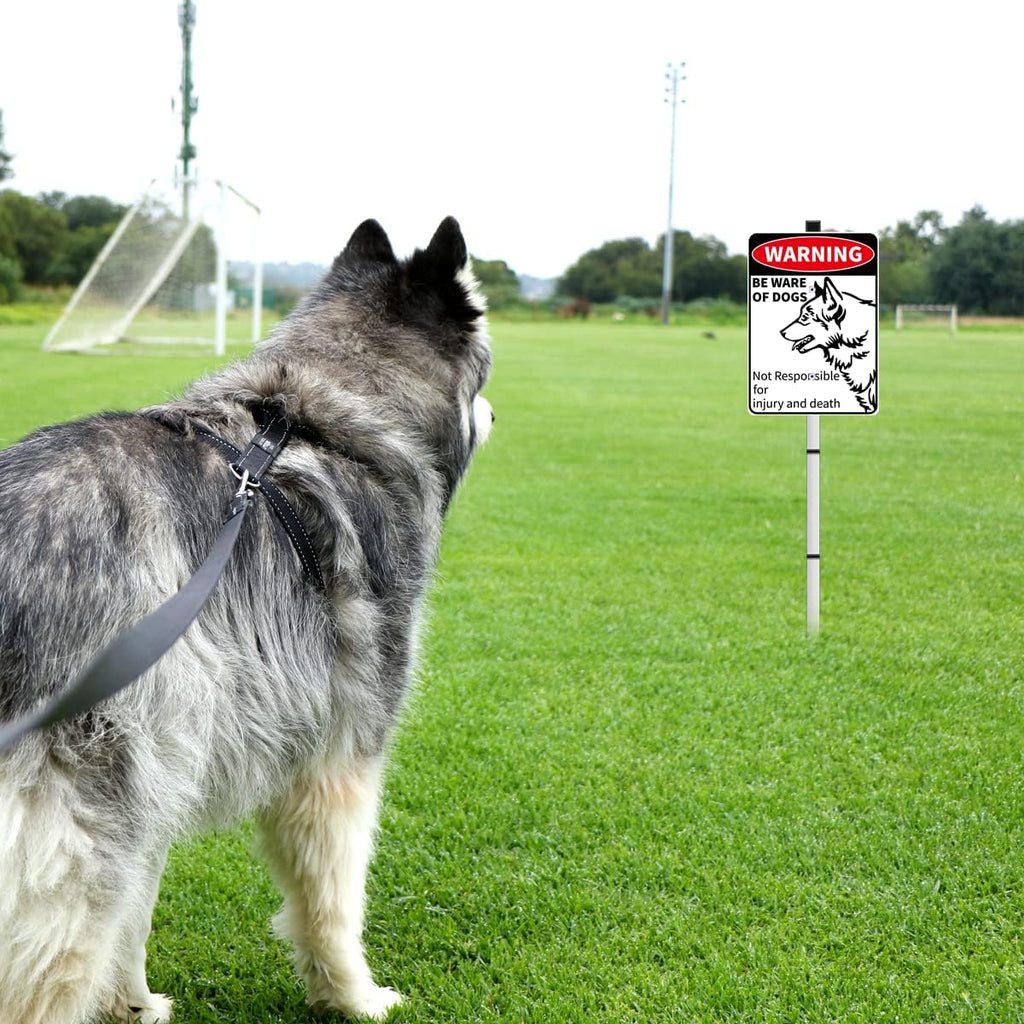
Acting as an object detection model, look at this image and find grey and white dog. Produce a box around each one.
[0,217,492,1024]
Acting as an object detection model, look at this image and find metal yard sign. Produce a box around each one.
[747,232,879,416]
[747,223,879,638]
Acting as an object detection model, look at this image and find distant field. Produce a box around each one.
[1,318,1023,1022]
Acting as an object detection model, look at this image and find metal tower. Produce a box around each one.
[177,1,198,219]
[660,61,685,326]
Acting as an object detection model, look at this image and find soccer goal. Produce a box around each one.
[894,303,957,334]
[43,178,262,355]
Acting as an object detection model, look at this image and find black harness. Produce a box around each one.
[194,418,325,590]
[0,416,324,754]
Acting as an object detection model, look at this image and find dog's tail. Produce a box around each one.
[0,750,124,1024]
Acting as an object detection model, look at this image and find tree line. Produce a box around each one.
[878,208,1024,315]
[558,232,746,307]
[0,117,129,301]
[558,209,1024,315]
[0,190,130,299]
[2,111,1021,314]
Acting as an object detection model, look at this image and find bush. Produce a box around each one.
[613,295,661,316]
[0,253,22,303]
[680,296,746,324]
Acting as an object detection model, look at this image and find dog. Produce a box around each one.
[779,277,877,411]
[0,216,492,1023]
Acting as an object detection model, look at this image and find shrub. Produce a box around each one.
[0,253,22,303]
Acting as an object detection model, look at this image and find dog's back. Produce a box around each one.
[0,217,492,1023]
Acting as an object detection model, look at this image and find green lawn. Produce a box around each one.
[1,319,1023,1022]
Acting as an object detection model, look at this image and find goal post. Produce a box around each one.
[894,303,957,334]
[223,181,263,348]
[43,178,262,354]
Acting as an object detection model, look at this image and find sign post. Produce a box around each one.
[747,223,879,635]
[805,220,821,637]
[806,401,820,637]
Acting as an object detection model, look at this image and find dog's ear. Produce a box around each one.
[412,217,469,279]
[426,216,469,272]
[822,277,843,312]
[405,217,484,328]
[340,219,398,266]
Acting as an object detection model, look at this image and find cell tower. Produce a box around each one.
[177,1,198,219]
[42,0,262,356]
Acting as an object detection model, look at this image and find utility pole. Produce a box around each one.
[177,1,198,220]
[660,61,685,326]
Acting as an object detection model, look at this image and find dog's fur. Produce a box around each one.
[0,217,492,1023]
[780,277,877,411]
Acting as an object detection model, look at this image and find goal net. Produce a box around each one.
[43,178,261,355]
[894,304,957,333]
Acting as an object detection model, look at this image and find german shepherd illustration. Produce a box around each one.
[780,277,877,411]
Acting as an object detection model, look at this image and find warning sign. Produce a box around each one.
[748,232,878,415]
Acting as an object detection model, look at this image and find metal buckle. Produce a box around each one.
[230,464,261,496]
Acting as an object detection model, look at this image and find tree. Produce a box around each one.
[0,190,68,283]
[929,206,1024,315]
[559,231,745,305]
[996,220,1024,315]
[0,255,21,303]
[558,238,659,303]
[0,200,16,261]
[44,223,117,284]
[654,231,746,303]
[37,190,68,211]
[470,256,522,310]
[36,192,128,285]
[878,210,942,306]
[0,111,13,183]
[56,194,127,232]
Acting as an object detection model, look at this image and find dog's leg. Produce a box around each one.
[1,922,120,1024]
[256,754,403,1021]
[105,845,174,1024]
[0,837,125,1024]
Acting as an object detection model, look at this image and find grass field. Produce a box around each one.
[1,317,1023,1022]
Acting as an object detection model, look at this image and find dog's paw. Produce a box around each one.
[315,985,404,1021]
[122,994,174,1023]
[346,985,404,1021]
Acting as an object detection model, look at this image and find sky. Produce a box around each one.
[2,0,1021,280]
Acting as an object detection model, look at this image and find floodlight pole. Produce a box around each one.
[177,1,198,220]
[805,219,821,637]
[660,62,685,326]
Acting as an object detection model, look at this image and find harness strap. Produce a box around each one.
[0,416,323,755]
[193,423,326,590]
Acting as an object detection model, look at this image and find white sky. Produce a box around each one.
[1,0,1020,279]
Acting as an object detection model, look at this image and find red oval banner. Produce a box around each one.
[751,236,875,273]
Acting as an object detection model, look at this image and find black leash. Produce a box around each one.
[0,416,323,754]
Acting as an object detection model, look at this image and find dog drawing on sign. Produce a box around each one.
[780,277,877,411]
